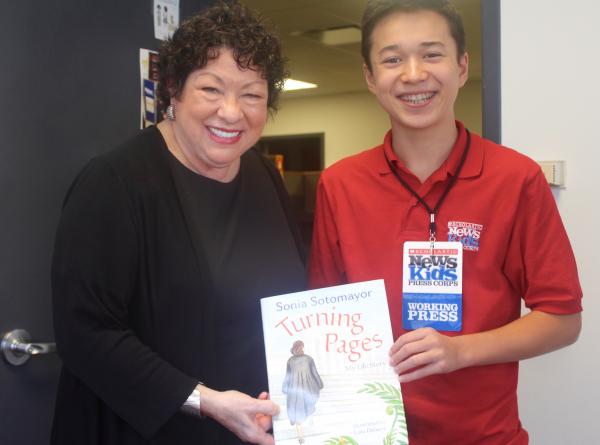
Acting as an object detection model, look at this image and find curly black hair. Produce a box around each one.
[157,1,288,113]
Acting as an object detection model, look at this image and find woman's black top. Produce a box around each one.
[50,126,306,444]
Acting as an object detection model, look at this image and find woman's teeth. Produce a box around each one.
[209,127,240,138]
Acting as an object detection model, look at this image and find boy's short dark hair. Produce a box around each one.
[361,0,466,71]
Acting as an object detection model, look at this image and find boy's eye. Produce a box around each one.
[383,57,402,64]
[424,53,443,59]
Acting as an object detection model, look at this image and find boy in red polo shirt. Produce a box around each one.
[308,1,582,444]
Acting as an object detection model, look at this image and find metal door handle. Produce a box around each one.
[1,329,56,366]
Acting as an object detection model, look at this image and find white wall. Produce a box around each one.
[501,1,599,443]
[265,80,482,167]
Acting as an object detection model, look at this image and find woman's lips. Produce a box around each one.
[207,126,242,143]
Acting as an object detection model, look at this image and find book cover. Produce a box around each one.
[261,279,409,445]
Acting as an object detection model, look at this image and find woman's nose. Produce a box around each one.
[217,94,243,122]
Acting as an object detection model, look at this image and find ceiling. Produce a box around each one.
[241,0,482,99]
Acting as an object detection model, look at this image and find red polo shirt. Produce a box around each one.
[309,122,582,445]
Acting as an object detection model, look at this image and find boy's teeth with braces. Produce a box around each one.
[209,127,240,138]
[401,92,435,104]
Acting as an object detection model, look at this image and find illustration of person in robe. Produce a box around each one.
[282,340,323,444]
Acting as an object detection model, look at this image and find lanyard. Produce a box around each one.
[383,130,471,246]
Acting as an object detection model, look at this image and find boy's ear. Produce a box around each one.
[363,63,376,94]
[458,52,469,87]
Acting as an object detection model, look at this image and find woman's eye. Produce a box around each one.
[201,87,220,94]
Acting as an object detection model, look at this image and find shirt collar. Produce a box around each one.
[377,121,483,180]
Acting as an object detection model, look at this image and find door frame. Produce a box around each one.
[481,0,502,143]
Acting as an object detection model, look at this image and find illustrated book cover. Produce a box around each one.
[260,279,409,445]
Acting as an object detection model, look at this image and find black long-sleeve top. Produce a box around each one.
[51,126,306,444]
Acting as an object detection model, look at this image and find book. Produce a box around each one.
[261,279,409,445]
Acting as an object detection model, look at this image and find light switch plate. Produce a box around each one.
[536,160,565,187]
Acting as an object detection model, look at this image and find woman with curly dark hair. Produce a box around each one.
[50,2,305,444]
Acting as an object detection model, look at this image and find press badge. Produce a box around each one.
[402,241,463,332]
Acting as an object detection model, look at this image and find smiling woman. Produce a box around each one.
[156,1,287,183]
[50,2,306,445]
[161,48,270,182]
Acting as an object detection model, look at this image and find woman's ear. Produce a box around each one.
[166,77,178,101]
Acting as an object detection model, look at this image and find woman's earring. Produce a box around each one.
[166,104,176,121]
